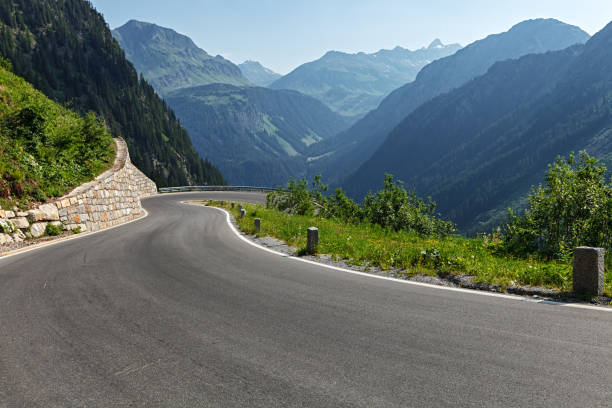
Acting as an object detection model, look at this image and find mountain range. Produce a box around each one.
[238,60,282,87]
[344,21,612,234]
[308,18,592,185]
[270,40,461,118]
[113,20,251,95]
[0,0,224,187]
[113,20,351,186]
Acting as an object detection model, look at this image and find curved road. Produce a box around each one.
[1,192,611,407]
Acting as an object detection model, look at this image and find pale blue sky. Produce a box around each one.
[89,0,612,74]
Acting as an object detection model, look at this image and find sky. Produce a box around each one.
[89,0,612,74]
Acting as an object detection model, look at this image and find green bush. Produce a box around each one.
[267,174,454,238]
[503,152,611,259]
[45,223,63,236]
[0,67,115,205]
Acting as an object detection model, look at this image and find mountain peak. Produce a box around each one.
[428,39,444,49]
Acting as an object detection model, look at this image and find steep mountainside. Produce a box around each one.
[113,20,250,95]
[310,19,590,183]
[345,21,612,234]
[165,84,351,186]
[0,64,115,203]
[0,0,224,186]
[270,40,461,118]
[239,60,281,87]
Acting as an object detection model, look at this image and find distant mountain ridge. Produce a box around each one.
[344,21,612,234]
[270,40,462,118]
[113,20,250,95]
[309,18,591,184]
[239,60,281,87]
[166,84,351,186]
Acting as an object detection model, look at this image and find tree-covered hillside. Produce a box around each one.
[165,84,351,186]
[0,63,114,206]
[345,21,612,234]
[0,0,225,187]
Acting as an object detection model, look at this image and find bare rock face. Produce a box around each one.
[0,233,13,244]
[28,209,46,223]
[12,217,30,229]
[38,203,60,221]
[30,222,48,238]
[11,230,26,243]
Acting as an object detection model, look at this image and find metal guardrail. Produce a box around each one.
[158,186,279,193]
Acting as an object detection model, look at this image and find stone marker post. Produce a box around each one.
[254,218,261,233]
[240,209,246,219]
[573,247,605,296]
[307,227,319,254]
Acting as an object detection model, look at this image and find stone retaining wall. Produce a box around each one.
[0,138,157,245]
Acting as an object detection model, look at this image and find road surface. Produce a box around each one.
[0,192,611,407]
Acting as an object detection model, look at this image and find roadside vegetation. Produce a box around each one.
[0,60,115,209]
[206,158,612,294]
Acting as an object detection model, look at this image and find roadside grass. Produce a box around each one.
[205,201,612,294]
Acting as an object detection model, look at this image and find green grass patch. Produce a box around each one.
[0,64,115,207]
[205,201,611,294]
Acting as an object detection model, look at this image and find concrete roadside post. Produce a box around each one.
[573,247,605,296]
[240,209,246,219]
[307,227,318,255]
[254,218,261,233]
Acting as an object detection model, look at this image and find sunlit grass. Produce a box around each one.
[206,201,611,294]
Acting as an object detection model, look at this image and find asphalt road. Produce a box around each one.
[1,192,611,407]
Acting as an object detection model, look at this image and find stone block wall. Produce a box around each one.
[0,138,157,245]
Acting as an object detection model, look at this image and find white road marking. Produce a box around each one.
[194,203,612,313]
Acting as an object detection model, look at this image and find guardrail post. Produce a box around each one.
[573,247,605,296]
[307,227,318,255]
[240,209,246,219]
[254,218,261,233]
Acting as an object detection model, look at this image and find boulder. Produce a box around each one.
[5,210,15,218]
[30,222,48,238]
[0,219,14,233]
[28,209,46,222]
[12,217,29,229]
[0,233,12,245]
[38,203,60,221]
[11,230,25,242]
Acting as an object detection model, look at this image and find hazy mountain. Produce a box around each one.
[344,21,612,234]
[270,40,462,118]
[113,20,250,95]
[239,60,282,86]
[310,19,591,184]
[0,0,225,186]
[166,84,351,186]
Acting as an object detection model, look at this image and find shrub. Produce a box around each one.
[503,152,611,259]
[267,174,454,238]
[45,223,63,236]
[362,174,455,236]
